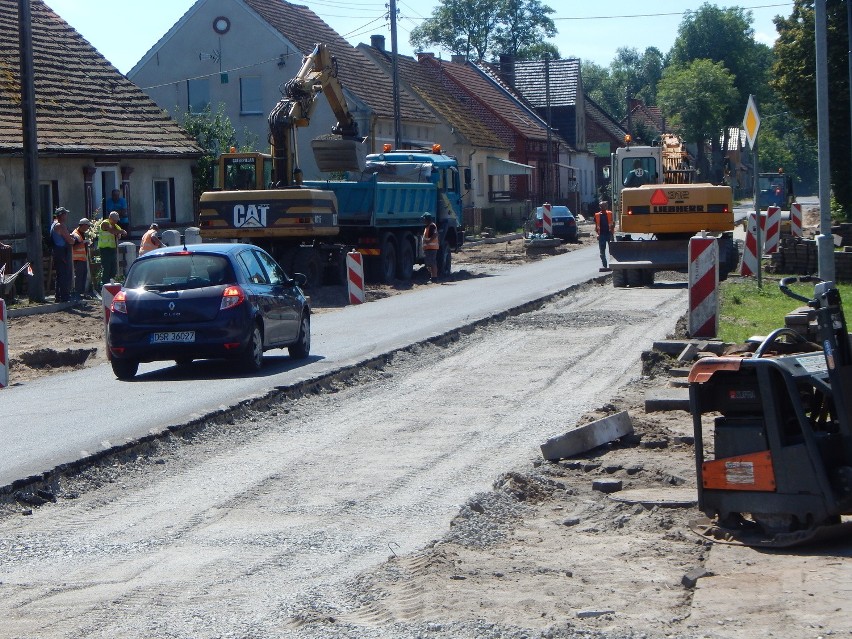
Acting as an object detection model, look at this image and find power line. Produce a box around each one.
[552,4,792,21]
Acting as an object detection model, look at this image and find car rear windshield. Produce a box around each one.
[125,254,236,291]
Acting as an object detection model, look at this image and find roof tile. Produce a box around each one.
[0,0,202,156]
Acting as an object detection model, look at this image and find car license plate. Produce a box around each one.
[553,221,564,226]
[150,331,195,343]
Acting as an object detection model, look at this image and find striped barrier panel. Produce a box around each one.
[102,283,122,361]
[346,251,365,305]
[0,298,7,389]
[741,212,762,277]
[764,206,781,254]
[541,202,553,236]
[687,233,719,338]
[790,201,803,238]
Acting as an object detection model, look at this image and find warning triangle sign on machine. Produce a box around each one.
[650,189,668,206]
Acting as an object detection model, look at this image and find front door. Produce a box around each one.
[94,167,118,219]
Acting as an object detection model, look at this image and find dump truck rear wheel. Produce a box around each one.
[397,236,414,280]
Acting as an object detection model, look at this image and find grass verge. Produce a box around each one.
[719,274,852,344]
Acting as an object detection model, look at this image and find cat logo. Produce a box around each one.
[233,204,269,228]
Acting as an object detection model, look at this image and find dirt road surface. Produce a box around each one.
[1,228,849,639]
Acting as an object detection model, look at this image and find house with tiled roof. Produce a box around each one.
[358,37,511,214]
[129,0,437,181]
[0,0,201,259]
[487,56,597,214]
[623,98,666,143]
[413,53,571,218]
[584,96,628,203]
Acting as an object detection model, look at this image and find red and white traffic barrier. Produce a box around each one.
[687,233,719,338]
[102,283,122,361]
[346,251,365,305]
[741,212,762,277]
[790,201,803,238]
[764,206,781,254]
[0,298,8,389]
[541,202,553,236]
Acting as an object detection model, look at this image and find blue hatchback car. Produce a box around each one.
[108,243,310,379]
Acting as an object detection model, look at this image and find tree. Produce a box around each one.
[493,0,557,60]
[409,0,500,61]
[611,47,664,109]
[668,3,770,112]
[772,0,851,215]
[657,59,739,179]
[409,0,557,61]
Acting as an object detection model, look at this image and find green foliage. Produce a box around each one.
[772,0,851,215]
[657,60,738,145]
[719,276,852,344]
[581,47,663,122]
[409,0,557,61]
[668,3,770,116]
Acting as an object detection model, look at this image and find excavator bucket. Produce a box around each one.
[608,238,688,271]
[312,137,366,173]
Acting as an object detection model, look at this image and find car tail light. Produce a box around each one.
[111,290,127,314]
[221,285,245,310]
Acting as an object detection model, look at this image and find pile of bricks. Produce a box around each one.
[767,236,852,281]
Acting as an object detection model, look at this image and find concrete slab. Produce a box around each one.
[540,410,633,460]
[645,387,691,412]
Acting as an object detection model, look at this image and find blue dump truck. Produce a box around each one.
[198,145,467,287]
[197,44,465,287]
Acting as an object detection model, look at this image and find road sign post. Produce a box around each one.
[743,95,762,288]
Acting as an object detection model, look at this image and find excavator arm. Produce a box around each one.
[267,43,363,187]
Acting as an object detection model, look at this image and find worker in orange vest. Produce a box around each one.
[594,200,615,271]
[138,223,164,256]
[71,218,92,298]
[421,213,439,281]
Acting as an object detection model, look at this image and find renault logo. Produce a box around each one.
[168,302,176,311]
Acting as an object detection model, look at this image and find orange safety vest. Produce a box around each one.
[71,229,88,261]
[595,210,614,235]
[139,229,160,255]
[423,223,439,250]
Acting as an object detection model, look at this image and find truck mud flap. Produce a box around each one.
[608,239,688,271]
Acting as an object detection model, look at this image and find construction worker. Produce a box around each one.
[138,222,164,256]
[98,211,127,286]
[71,218,92,298]
[595,200,615,271]
[422,213,439,281]
[49,207,75,302]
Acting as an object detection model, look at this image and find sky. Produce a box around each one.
[46,0,793,76]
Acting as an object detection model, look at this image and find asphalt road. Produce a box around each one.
[0,246,606,488]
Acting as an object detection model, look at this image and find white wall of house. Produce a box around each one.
[128,0,372,181]
[0,156,196,250]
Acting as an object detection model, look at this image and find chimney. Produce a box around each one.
[417,52,435,61]
[451,54,467,65]
[499,54,515,87]
[370,35,386,51]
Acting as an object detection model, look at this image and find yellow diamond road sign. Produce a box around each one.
[743,95,760,149]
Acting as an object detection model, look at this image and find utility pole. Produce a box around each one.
[544,54,553,203]
[389,0,402,149]
[19,0,44,302]
[815,0,835,281]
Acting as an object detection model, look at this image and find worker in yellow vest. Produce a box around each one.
[98,211,126,286]
[138,223,164,256]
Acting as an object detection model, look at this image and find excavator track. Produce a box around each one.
[690,516,852,548]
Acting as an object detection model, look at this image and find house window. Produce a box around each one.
[187,78,210,113]
[240,76,263,114]
[153,178,175,223]
[476,163,485,197]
